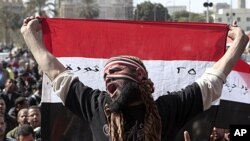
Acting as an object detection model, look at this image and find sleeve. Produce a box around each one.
[51,70,104,121]
[52,70,79,105]
[195,68,226,110]
[156,83,203,139]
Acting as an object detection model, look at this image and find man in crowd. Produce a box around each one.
[7,108,29,140]
[20,16,249,141]
[0,114,16,141]
[27,106,41,140]
[17,124,35,141]
[210,127,230,141]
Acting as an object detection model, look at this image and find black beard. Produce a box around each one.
[106,81,141,113]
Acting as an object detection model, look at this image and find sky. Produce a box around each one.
[134,0,250,13]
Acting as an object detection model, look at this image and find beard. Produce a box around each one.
[106,80,141,113]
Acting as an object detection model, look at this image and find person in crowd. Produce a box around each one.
[8,97,29,120]
[17,124,35,141]
[210,127,230,141]
[0,97,17,134]
[0,79,20,113]
[27,81,42,106]
[27,106,41,140]
[30,61,41,82]
[1,61,14,80]
[15,78,26,97]
[21,16,249,141]
[0,114,16,141]
[0,62,9,91]
[183,127,230,141]
[15,71,33,98]
[7,108,29,140]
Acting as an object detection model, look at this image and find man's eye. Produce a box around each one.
[103,74,107,79]
[109,68,122,73]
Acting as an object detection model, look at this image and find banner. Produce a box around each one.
[39,18,249,141]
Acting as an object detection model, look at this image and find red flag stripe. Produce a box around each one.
[41,18,228,61]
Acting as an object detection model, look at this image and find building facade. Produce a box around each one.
[55,0,133,20]
[213,0,250,32]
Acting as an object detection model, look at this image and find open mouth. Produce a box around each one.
[107,83,118,95]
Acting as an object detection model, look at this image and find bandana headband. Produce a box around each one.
[104,56,148,82]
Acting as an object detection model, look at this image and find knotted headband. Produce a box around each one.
[104,56,148,82]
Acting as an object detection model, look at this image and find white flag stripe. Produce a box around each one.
[42,57,250,104]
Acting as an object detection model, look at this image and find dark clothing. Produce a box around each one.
[0,92,20,112]
[28,94,41,106]
[65,79,203,141]
[7,107,17,120]
[4,137,16,141]
[5,114,18,134]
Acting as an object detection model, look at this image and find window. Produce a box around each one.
[237,17,241,22]
[247,17,250,22]
[218,18,222,22]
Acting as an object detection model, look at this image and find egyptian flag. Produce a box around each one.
[39,18,249,141]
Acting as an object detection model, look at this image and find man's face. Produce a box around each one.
[0,117,6,137]
[18,109,28,125]
[104,64,141,112]
[0,99,6,114]
[28,108,41,128]
[211,127,226,141]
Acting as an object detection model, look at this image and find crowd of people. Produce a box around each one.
[0,47,42,141]
[184,127,230,141]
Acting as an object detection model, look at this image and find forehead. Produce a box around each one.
[0,117,4,122]
[106,64,126,68]
[0,99,5,104]
[19,134,34,141]
[28,109,40,114]
[19,110,28,116]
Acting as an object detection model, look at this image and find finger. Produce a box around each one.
[232,20,237,26]
[210,134,214,141]
[23,16,34,25]
[184,131,190,141]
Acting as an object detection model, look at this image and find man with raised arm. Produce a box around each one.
[20,16,249,141]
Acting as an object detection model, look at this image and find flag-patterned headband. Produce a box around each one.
[104,56,148,82]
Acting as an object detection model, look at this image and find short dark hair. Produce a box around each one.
[15,96,27,107]
[17,124,35,138]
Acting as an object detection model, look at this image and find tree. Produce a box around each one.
[79,0,99,19]
[134,1,170,21]
[172,11,206,22]
[23,0,57,17]
[0,4,23,46]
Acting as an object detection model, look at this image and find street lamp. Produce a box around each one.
[203,0,213,22]
[154,5,157,21]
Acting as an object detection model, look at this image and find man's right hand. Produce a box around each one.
[20,16,66,81]
[21,16,41,35]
